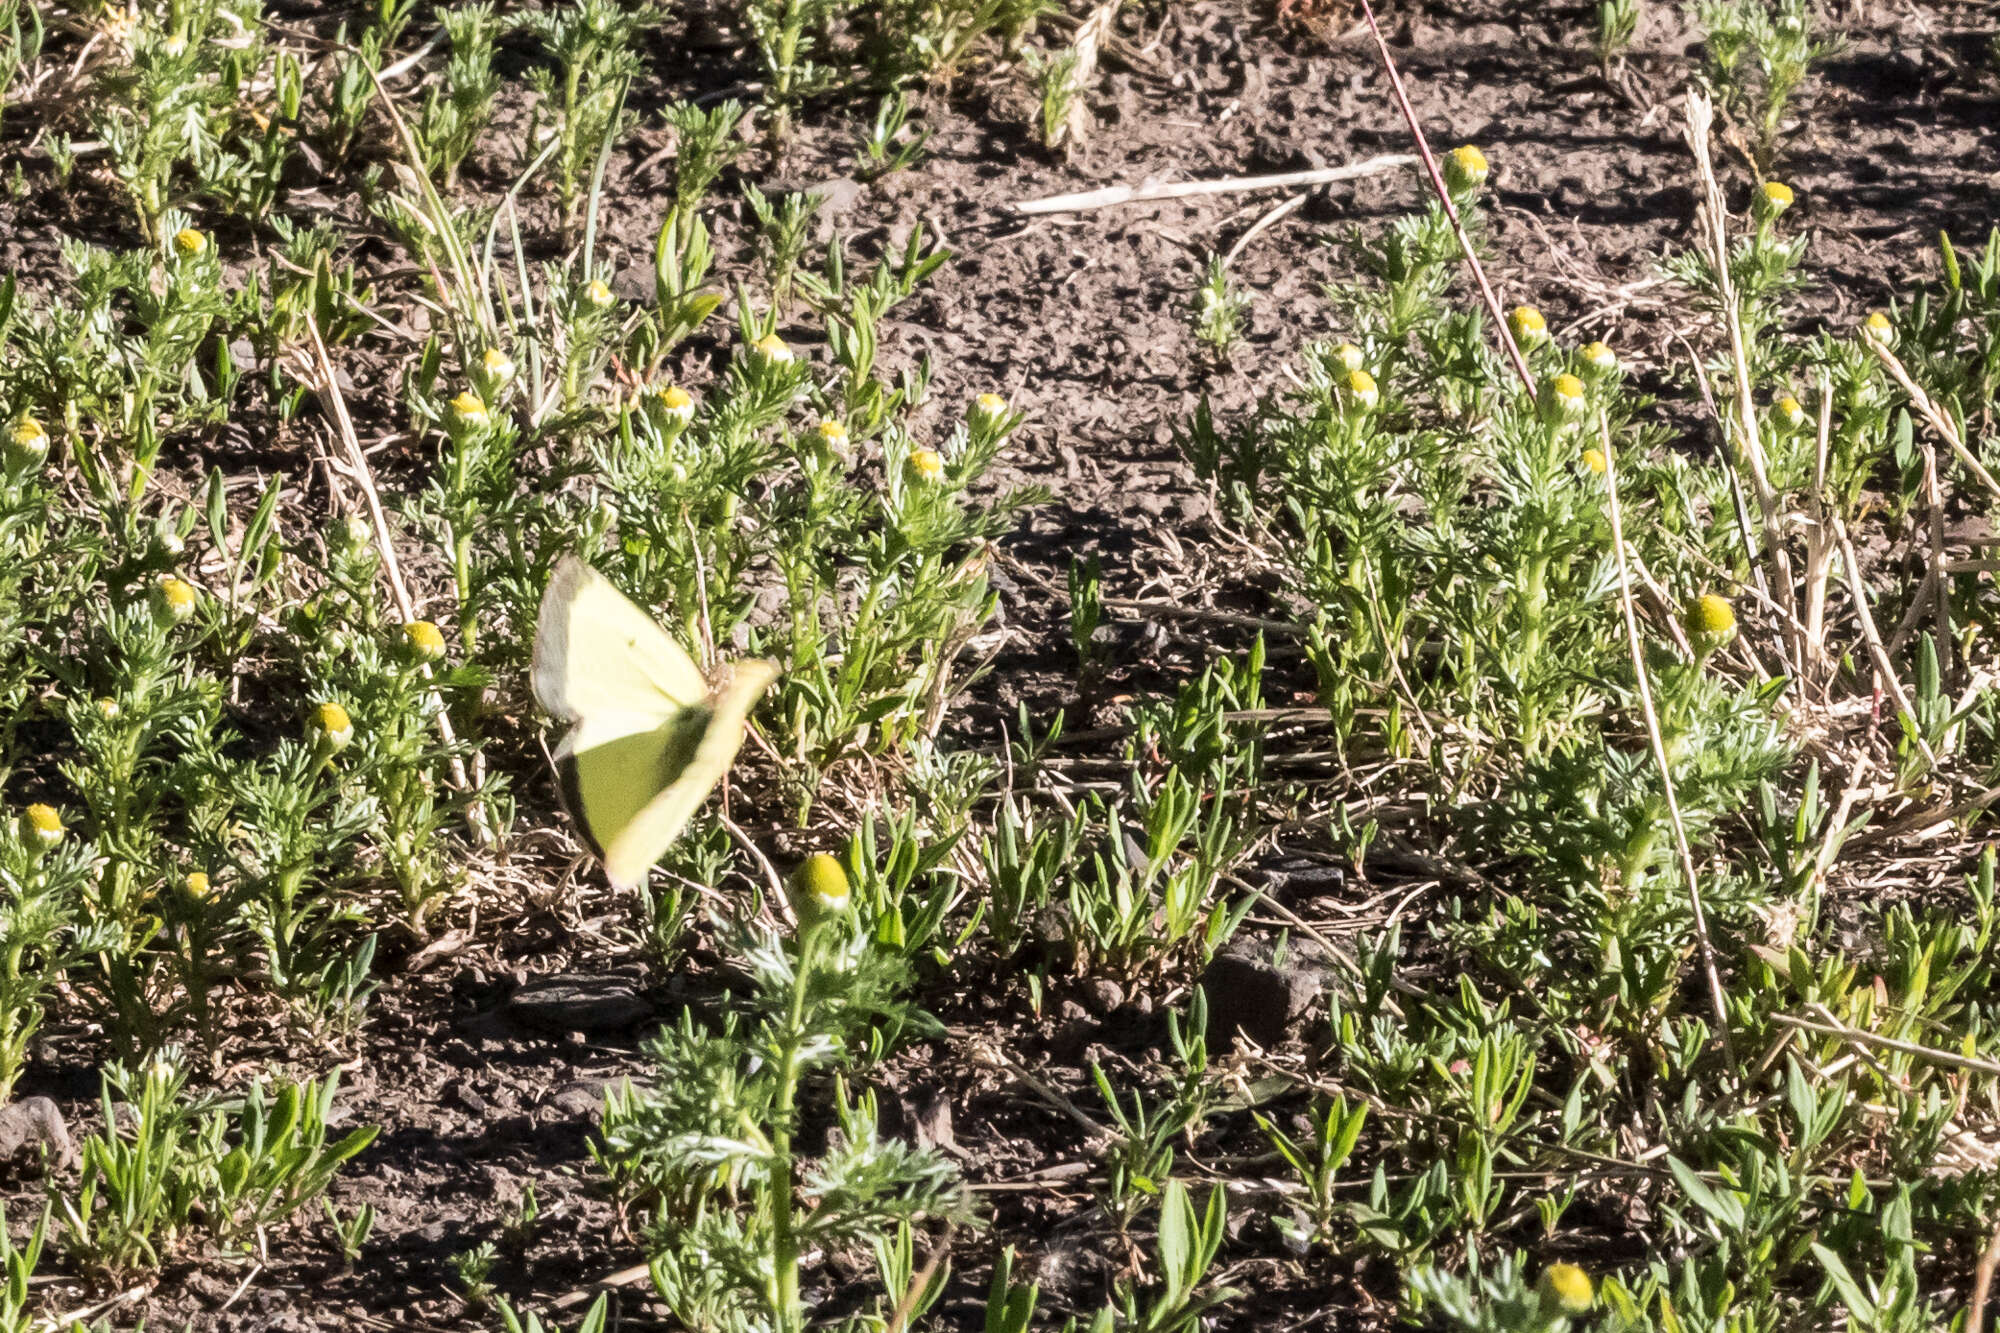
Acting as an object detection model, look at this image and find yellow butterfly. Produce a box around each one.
[532,555,777,889]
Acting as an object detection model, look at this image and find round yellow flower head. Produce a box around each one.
[1758,181,1794,219]
[151,574,197,623]
[480,348,515,386]
[1329,342,1367,374]
[752,333,793,366]
[1579,341,1619,377]
[1775,395,1806,429]
[174,228,207,257]
[310,701,355,752]
[402,620,447,662]
[19,803,63,853]
[1688,593,1737,638]
[1862,311,1895,348]
[655,385,695,428]
[1508,305,1549,348]
[96,697,121,720]
[1537,1263,1594,1316]
[1443,144,1490,193]
[7,417,48,468]
[162,34,188,58]
[1582,448,1607,476]
[1343,368,1379,413]
[906,448,946,483]
[184,871,211,898]
[584,279,615,310]
[450,391,488,426]
[787,852,852,924]
[971,392,1010,432]
[816,419,850,448]
[1542,373,1589,422]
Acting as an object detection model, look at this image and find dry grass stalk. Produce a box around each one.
[1683,92,1799,662]
[1600,419,1737,1066]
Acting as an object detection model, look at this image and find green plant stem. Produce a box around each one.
[768,920,820,1331]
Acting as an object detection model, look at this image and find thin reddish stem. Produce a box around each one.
[1356,0,1536,395]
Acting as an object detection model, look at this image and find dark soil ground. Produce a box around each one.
[3,0,1997,1328]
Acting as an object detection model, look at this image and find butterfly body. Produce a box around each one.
[532,556,777,888]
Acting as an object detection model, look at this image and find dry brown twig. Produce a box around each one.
[1355,0,1534,394]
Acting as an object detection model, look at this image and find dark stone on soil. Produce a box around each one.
[1259,853,1348,903]
[504,971,652,1034]
[1199,939,1329,1050]
[1080,977,1126,1016]
[0,1097,72,1170]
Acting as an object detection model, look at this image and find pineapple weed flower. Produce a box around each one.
[19,803,63,853]
[310,701,355,752]
[1443,144,1489,193]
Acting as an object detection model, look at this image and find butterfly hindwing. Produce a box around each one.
[601,659,779,890]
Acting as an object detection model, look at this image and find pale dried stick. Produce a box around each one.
[1675,330,1784,673]
[1831,515,1940,772]
[1968,1217,2000,1333]
[1684,94,1797,642]
[1867,338,2000,502]
[1600,419,1737,1066]
[1797,378,1838,680]
[1774,1005,2000,1080]
[1015,155,1415,216]
[306,315,493,844]
[1355,0,1533,393]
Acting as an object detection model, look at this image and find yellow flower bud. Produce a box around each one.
[1328,342,1367,375]
[173,228,207,256]
[1757,181,1794,218]
[815,419,849,449]
[906,448,946,483]
[1541,372,1589,423]
[1537,1263,1594,1316]
[1775,395,1805,430]
[653,385,694,429]
[787,852,852,924]
[184,871,211,898]
[7,417,48,469]
[151,574,197,623]
[1343,368,1379,414]
[1579,341,1619,377]
[96,697,121,720]
[402,620,447,662]
[19,803,63,853]
[584,279,615,310]
[341,515,374,547]
[450,391,488,425]
[1508,305,1548,348]
[1443,144,1489,193]
[1688,593,1737,638]
[752,333,793,366]
[480,348,515,386]
[310,701,355,752]
[1582,448,1607,475]
[1862,311,1895,348]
